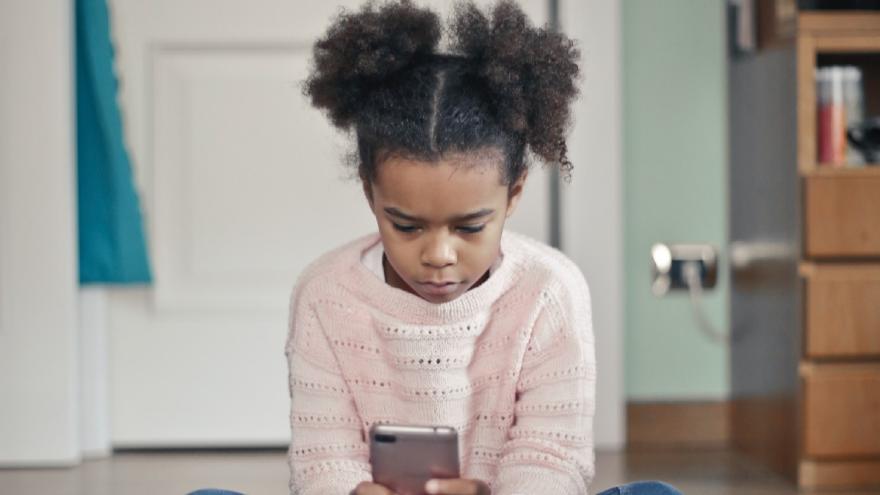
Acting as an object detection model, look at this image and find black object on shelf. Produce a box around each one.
[799,0,880,10]
[848,117,880,163]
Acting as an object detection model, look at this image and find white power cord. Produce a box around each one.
[681,261,729,345]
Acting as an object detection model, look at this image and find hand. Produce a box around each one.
[425,478,491,495]
[351,481,396,495]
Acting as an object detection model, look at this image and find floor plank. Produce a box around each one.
[0,448,878,494]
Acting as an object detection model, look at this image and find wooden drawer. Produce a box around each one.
[803,264,880,358]
[800,459,880,490]
[804,173,880,258]
[802,363,880,458]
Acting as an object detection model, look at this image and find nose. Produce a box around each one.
[421,232,457,269]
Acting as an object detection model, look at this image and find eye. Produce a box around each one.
[457,225,485,234]
[392,223,419,233]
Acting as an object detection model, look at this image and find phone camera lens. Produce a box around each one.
[374,434,397,443]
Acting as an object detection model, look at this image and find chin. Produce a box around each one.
[425,293,460,304]
[415,285,467,304]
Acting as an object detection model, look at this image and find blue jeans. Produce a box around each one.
[597,481,682,494]
[187,491,244,495]
[187,480,682,494]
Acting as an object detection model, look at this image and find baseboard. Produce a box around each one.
[627,401,730,449]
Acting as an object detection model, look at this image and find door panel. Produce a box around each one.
[151,47,375,311]
[109,0,550,446]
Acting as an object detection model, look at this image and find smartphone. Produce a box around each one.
[369,424,460,495]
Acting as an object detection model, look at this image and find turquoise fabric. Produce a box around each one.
[76,0,152,284]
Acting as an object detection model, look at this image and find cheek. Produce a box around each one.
[377,229,414,269]
[462,231,502,265]
[481,235,503,263]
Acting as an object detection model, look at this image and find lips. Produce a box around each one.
[418,281,460,296]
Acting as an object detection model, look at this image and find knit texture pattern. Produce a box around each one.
[285,230,596,495]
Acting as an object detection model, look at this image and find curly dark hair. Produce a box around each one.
[303,0,580,188]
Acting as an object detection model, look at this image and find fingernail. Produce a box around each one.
[425,479,440,494]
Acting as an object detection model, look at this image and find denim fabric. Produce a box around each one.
[596,480,683,495]
[187,481,682,495]
[186,490,245,495]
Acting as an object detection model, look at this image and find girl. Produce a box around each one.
[192,1,681,494]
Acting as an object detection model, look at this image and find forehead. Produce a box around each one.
[372,153,507,215]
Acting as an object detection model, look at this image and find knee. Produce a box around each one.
[620,481,683,495]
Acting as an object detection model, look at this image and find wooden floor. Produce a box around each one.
[1,448,878,495]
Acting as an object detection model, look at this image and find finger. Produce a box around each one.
[353,481,393,495]
[425,478,487,495]
[353,481,396,495]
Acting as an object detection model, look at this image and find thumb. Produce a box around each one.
[425,478,489,495]
[352,481,396,495]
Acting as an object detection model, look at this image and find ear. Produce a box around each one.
[362,179,375,210]
[505,169,528,219]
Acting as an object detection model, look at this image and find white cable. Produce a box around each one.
[681,261,729,345]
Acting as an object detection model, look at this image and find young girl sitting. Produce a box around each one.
[192,1,683,494]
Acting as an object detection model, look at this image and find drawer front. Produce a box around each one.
[802,363,880,457]
[805,175,880,258]
[800,459,880,490]
[805,264,880,358]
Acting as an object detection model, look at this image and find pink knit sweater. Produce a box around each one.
[285,230,596,495]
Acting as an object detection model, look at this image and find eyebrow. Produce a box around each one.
[383,207,495,223]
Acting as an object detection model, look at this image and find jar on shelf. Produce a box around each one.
[816,65,865,167]
[817,66,846,166]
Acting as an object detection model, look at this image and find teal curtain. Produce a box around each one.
[76,0,152,284]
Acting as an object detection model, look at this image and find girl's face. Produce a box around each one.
[364,151,526,304]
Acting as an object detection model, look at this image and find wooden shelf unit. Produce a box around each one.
[796,11,880,490]
[801,165,880,176]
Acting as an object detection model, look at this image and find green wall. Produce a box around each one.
[623,0,729,400]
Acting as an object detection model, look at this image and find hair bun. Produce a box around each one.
[450,0,580,174]
[304,0,441,130]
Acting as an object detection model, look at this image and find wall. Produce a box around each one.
[0,0,81,465]
[622,0,729,400]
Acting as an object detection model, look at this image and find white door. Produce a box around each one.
[106,0,556,447]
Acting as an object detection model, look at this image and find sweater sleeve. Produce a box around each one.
[285,284,372,495]
[492,274,597,495]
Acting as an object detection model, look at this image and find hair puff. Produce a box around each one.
[304,0,442,130]
[449,0,581,176]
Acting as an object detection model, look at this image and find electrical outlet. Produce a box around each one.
[650,243,718,296]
